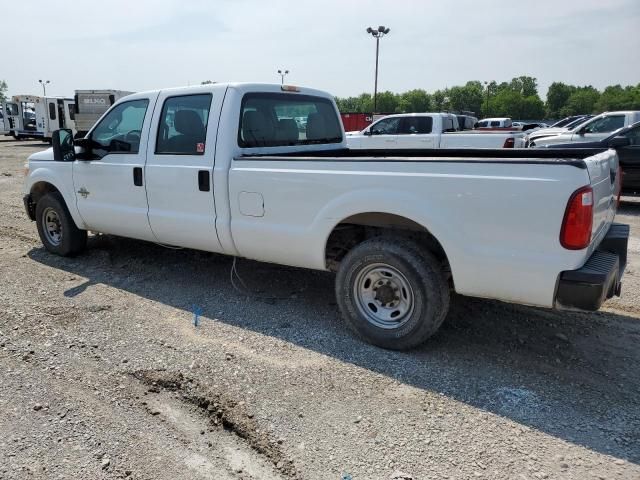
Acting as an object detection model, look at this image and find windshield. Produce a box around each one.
[238,93,343,148]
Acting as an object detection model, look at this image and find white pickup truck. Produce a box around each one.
[528,111,640,147]
[23,83,629,350]
[346,113,526,149]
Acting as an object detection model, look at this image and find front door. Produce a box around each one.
[144,90,223,252]
[573,114,626,142]
[72,95,158,241]
[365,116,400,148]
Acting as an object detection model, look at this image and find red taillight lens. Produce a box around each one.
[503,138,515,148]
[560,186,593,250]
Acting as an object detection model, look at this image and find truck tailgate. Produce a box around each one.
[584,149,620,247]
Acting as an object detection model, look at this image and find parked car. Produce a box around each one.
[543,121,640,196]
[347,113,525,149]
[528,111,640,147]
[456,114,478,131]
[22,82,627,350]
[475,117,513,129]
[550,115,590,128]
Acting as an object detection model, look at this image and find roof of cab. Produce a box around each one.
[119,83,336,102]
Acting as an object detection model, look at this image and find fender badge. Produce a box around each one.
[77,187,90,198]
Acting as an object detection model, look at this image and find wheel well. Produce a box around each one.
[325,212,451,276]
[30,182,61,204]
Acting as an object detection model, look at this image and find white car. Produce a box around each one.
[347,113,525,149]
[22,82,628,350]
[528,111,640,147]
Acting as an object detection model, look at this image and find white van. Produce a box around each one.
[11,95,76,141]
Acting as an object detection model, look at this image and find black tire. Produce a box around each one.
[35,192,87,256]
[335,237,450,350]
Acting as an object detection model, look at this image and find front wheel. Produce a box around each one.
[35,192,87,256]
[335,237,450,350]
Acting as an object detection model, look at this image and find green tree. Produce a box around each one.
[374,91,399,113]
[396,89,431,113]
[448,81,484,115]
[559,86,600,116]
[509,76,539,97]
[546,82,575,117]
[0,80,7,102]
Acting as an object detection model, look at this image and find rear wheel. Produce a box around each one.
[35,192,87,256]
[335,237,450,350]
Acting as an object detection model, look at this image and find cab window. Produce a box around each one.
[90,99,149,157]
[371,117,401,135]
[400,117,432,134]
[585,115,625,134]
[156,94,212,155]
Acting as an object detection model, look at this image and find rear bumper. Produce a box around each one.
[555,223,629,311]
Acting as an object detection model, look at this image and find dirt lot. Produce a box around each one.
[1,139,639,480]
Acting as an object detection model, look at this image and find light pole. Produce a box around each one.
[39,79,50,96]
[366,25,390,113]
[484,81,490,117]
[277,69,289,85]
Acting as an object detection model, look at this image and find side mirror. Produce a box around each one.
[363,129,372,136]
[608,135,631,148]
[52,129,76,162]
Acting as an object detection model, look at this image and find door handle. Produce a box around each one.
[133,167,143,186]
[198,170,210,192]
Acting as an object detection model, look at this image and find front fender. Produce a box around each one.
[24,163,86,229]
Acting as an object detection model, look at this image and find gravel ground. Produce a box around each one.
[1,139,639,480]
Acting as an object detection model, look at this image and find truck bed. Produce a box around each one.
[239,147,608,166]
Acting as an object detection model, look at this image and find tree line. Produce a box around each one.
[335,76,640,120]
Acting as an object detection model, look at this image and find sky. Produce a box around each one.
[3,0,639,100]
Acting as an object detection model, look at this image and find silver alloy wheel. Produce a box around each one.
[353,263,415,329]
[42,207,63,246]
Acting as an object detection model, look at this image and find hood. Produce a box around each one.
[28,147,54,162]
[527,127,569,139]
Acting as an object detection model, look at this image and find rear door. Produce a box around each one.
[398,116,435,148]
[144,89,224,252]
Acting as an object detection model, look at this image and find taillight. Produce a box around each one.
[560,186,593,249]
[503,138,515,148]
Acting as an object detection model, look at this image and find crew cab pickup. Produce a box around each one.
[346,113,526,149]
[23,83,628,350]
[528,111,640,147]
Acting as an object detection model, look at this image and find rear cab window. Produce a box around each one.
[238,93,342,148]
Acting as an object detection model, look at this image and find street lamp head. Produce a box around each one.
[366,27,373,33]
[278,70,282,74]
[378,25,385,33]
[285,70,289,74]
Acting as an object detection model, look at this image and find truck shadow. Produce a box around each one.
[28,235,640,464]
